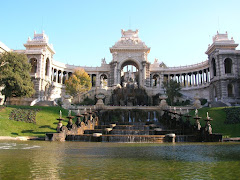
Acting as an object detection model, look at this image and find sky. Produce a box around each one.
[1,0,240,67]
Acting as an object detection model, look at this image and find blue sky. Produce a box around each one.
[1,0,240,67]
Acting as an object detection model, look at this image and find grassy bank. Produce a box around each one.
[189,107,240,138]
[0,105,69,137]
[0,105,239,138]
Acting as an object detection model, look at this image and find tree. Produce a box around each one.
[0,52,35,102]
[162,79,182,106]
[65,68,92,103]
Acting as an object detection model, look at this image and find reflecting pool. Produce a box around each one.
[0,141,240,179]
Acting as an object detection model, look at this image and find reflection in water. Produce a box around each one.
[0,141,240,179]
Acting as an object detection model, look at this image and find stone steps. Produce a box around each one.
[35,101,54,106]
[66,134,166,143]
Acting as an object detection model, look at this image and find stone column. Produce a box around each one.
[198,72,200,85]
[60,70,63,84]
[180,74,182,86]
[113,62,117,85]
[39,56,43,78]
[142,62,146,86]
[96,73,100,87]
[55,69,58,83]
[117,69,120,84]
[192,73,194,86]
[66,72,69,81]
[51,68,54,82]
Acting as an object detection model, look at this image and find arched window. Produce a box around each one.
[29,58,37,73]
[228,84,234,97]
[45,58,50,76]
[224,58,232,74]
[212,58,216,77]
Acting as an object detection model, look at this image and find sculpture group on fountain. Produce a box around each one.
[56,108,99,138]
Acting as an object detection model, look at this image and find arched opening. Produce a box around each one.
[228,84,234,97]
[224,58,232,74]
[53,69,57,82]
[45,58,50,76]
[199,71,203,85]
[63,71,67,84]
[92,74,96,87]
[100,74,108,88]
[58,70,62,83]
[212,58,216,77]
[29,58,37,73]
[152,74,160,87]
[163,75,168,83]
[68,72,72,78]
[120,60,139,87]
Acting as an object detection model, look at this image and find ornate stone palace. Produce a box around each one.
[1,29,240,106]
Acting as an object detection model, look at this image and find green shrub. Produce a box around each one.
[200,98,208,105]
[79,97,95,105]
[224,107,240,124]
[9,108,40,124]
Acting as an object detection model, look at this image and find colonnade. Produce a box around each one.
[164,68,210,88]
[49,63,210,90]
[151,67,210,88]
[50,67,97,87]
[51,68,72,84]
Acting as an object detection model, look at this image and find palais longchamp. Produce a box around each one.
[1,29,240,107]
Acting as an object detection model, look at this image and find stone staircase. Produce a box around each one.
[34,101,55,106]
[67,122,172,143]
[210,101,228,107]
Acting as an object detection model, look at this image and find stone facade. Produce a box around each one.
[206,32,240,105]
[1,30,240,106]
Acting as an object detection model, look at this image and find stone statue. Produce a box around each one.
[57,121,63,132]
[205,122,212,134]
[101,58,106,64]
[100,76,104,88]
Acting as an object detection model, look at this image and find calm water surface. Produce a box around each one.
[0,141,240,180]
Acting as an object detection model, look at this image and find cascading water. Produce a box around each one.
[129,111,132,122]
[153,111,158,122]
[147,111,150,121]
